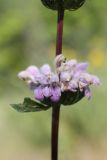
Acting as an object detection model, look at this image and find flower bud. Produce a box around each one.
[41,0,86,11]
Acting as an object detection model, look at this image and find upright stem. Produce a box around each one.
[56,9,64,56]
[51,8,64,160]
[51,105,60,160]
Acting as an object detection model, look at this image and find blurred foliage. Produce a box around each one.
[0,0,107,157]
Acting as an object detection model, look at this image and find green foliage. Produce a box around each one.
[11,98,50,112]
[61,90,84,105]
[41,0,85,11]
[11,90,84,113]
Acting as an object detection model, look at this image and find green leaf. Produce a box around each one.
[61,89,84,106]
[11,98,51,112]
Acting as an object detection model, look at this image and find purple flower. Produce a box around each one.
[50,86,61,102]
[50,74,59,83]
[26,66,39,76]
[68,80,78,92]
[40,64,51,76]
[60,71,71,82]
[42,86,51,97]
[18,65,40,84]
[66,59,77,68]
[18,55,100,104]
[79,78,89,91]
[91,75,101,85]
[84,87,92,100]
[75,62,88,72]
[34,86,44,101]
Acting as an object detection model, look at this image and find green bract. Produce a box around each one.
[11,90,84,113]
[41,0,86,11]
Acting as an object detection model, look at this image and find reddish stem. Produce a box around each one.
[56,9,64,56]
[51,8,64,160]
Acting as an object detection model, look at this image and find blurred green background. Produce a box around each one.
[0,0,107,159]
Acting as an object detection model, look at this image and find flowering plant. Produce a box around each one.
[17,55,100,108]
[11,1,100,160]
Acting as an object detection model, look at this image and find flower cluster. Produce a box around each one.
[18,54,100,105]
